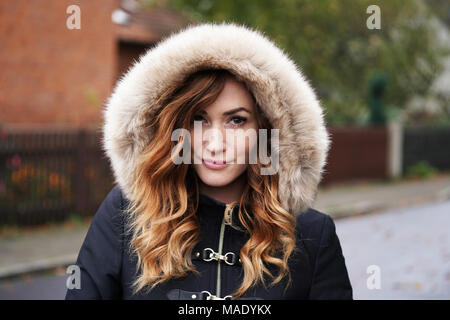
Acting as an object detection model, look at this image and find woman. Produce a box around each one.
[65,22,352,300]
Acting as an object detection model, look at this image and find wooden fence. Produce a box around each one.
[321,125,388,185]
[403,126,450,172]
[0,129,114,226]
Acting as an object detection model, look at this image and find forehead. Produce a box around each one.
[202,77,255,114]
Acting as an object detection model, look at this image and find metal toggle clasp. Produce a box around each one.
[202,248,236,265]
[201,290,233,300]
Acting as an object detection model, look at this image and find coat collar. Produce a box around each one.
[197,192,249,232]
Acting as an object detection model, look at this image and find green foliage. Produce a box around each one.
[147,0,449,126]
[405,160,438,179]
[84,88,99,109]
[67,213,85,227]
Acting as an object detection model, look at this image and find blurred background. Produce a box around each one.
[0,0,449,300]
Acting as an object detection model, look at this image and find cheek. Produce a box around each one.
[190,130,202,156]
[233,132,258,158]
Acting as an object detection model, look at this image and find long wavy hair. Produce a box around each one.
[124,68,297,298]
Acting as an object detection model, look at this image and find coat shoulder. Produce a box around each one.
[65,184,126,299]
[295,208,353,299]
[293,208,340,269]
[107,184,125,207]
[295,208,334,242]
[91,184,127,241]
[102,185,126,216]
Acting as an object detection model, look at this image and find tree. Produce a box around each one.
[143,0,450,126]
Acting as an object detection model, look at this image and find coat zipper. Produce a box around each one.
[215,202,236,299]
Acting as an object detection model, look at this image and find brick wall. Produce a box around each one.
[0,0,117,128]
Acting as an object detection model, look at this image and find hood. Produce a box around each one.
[102,22,331,216]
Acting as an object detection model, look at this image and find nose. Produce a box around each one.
[203,127,226,159]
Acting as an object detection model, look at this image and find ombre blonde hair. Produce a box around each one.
[124,69,297,298]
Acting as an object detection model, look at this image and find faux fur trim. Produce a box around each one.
[102,22,331,215]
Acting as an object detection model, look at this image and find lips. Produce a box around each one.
[202,159,228,169]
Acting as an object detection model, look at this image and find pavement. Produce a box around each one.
[335,199,450,299]
[314,172,450,218]
[0,172,449,283]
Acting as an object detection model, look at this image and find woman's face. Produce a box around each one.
[190,77,258,189]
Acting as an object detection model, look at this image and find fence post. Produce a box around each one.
[387,119,403,179]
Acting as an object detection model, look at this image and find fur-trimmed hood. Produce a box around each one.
[102,22,331,215]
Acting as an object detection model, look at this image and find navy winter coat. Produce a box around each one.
[65,185,353,300]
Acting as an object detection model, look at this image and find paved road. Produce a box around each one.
[0,271,67,300]
[336,200,450,300]
[1,200,448,300]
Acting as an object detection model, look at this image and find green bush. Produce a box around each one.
[405,160,438,178]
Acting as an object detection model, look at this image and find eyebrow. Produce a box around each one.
[200,107,252,116]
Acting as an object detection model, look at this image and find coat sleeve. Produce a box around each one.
[65,186,124,300]
[308,214,353,300]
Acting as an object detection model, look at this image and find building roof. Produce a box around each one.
[114,6,193,44]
